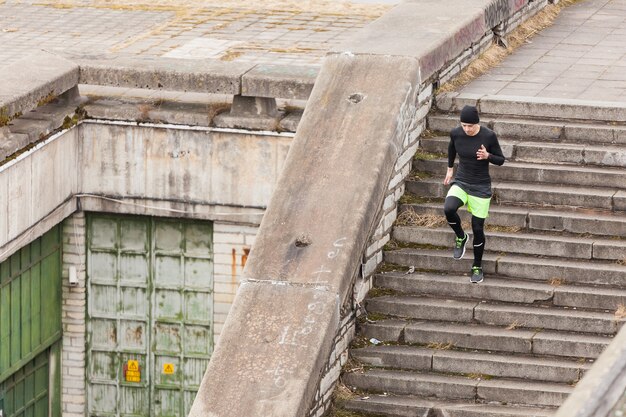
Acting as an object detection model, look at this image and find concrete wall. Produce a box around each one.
[0,121,292,265]
[0,120,288,415]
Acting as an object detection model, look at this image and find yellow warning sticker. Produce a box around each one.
[125,360,141,382]
[163,363,175,374]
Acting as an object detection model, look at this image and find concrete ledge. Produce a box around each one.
[242,64,319,100]
[189,281,339,417]
[554,324,626,417]
[77,56,251,95]
[437,92,626,123]
[331,0,535,80]
[0,51,79,121]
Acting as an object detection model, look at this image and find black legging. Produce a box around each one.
[444,196,485,268]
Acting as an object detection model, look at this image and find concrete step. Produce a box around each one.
[352,345,588,383]
[406,177,626,212]
[366,296,477,322]
[414,157,626,190]
[393,225,626,262]
[384,248,626,286]
[366,295,621,334]
[400,201,626,238]
[426,112,626,146]
[374,271,626,311]
[343,369,572,407]
[362,319,612,359]
[420,135,626,169]
[361,320,611,359]
[342,395,556,417]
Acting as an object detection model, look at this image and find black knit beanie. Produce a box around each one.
[460,105,480,124]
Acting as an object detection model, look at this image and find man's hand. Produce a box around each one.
[476,144,490,160]
[444,167,454,185]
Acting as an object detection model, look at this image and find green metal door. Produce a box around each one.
[87,215,214,417]
[0,226,62,417]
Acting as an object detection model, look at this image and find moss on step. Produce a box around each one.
[413,149,446,161]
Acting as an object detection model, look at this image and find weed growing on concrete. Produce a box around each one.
[506,321,521,330]
[407,171,433,181]
[549,277,564,287]
[36,91,57,107]
[413,150,446,161]
[617,258,626,266]
[367,287,396,298]
[427,342,453,350]
[466,373,494,380]
[485,224,523,233]
[398,193,443,205]
[375,262,409,273]
[397,209,445,228]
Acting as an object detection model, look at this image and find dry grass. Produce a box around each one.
[549,277,564,287]
[615,305,626,321]
[617,258,626,266]
[427,342,454,350]
[506,321,521,330]
[485,224,523,233]
[396,209,446,228]
[438,0,585,93]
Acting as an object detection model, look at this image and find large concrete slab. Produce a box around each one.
[241,64,319,100]
[244,54,420,297]
[332,0,524,79]
[77,56,252,95]
[80,122,292,209]
[189,281,339,417]
[0,50,79,119]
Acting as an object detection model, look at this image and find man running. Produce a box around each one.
[443,105,505,283]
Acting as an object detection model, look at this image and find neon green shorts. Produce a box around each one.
[446,185,491,219]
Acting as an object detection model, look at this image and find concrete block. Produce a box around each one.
[366,296,477,322]
[492,119,563,140]
[352,345,433,371]
[474,303,618,334]
[278,110,302,132]
[77,56,250,94]
[583,146,626,167]
[563,123,616,144]
[189,281,339,417]
[592,240,626,261]
[433,350,580,383]
[241,64,319,100]
[514,142,584,164]
[494,182,615,210]
[214,95,281,131]
[532,331,610,359]
[553,286,626,310]
[0,51,79,118]
[343,369,478,400]
[496,254,626,286]
[375,272,554,304]
[477,379,571,407]
[361,319,407,343]
[404,322,534,354]
[614,191,626,212]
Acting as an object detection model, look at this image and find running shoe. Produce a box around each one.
[453,233,468,260]
[470,266,484,284]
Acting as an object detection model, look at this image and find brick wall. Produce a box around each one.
[212,222,258,340]
[61,212,87,417]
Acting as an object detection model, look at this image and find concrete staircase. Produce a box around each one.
[338,104,626,416]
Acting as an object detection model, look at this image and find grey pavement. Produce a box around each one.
[0,0,391,69]
[461,0,626,103]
